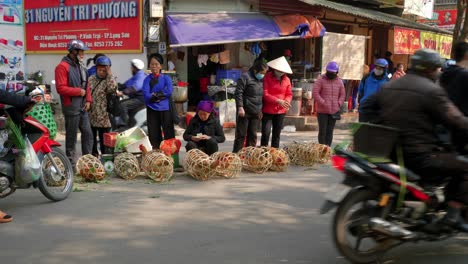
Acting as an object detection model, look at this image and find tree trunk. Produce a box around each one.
[452,0,467,57]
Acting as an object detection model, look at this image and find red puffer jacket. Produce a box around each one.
[313,74,345,114]
[262,71,292,114]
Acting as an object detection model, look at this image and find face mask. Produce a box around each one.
[374,69,384,76]
[326,72,337,79]
[274,70,285,78]
[255,73,265,80]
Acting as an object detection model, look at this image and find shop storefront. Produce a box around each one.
[165,10,326,125]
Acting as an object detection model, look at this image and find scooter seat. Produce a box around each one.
[375,163,421,182]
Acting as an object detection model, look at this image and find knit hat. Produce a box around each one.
[326,61,339,72]
[267,56,293,74]
[197,100,215,113]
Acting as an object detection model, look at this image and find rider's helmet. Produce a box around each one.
[131,59,145,70]
[410,49,443,72]
[375,58,389,68]
[67,39,89,52]
[96,56,112,67]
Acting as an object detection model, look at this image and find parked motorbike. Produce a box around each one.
[0,89,74,202]
[320,124,459,264]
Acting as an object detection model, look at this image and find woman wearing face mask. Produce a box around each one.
[183,100,225,155]
[233,60,268,152]
[313,62,345,146]
[357,58,390,122]
[261,56,293,148]
[142,53,175,149]
[88,56,117,157]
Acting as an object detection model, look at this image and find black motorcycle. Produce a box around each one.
[320,123,459,263]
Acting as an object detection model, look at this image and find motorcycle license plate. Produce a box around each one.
[324,183,351,203]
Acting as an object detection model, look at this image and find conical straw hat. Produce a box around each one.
[267,56,293,74]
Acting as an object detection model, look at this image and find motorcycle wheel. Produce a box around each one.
[38,147,74,201]
[333,190,393,264]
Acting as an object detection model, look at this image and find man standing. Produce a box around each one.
[55,39,93,166]
[358,58,389,122]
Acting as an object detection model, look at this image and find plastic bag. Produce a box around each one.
[15,137,42,184]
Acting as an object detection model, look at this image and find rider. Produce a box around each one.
[116,59,147,128]
[0,90,36,223]
[360,49,468,232]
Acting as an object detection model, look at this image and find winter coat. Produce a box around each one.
[313,74,345,114]
[357,72,389,110]
[142,74,173,111]
[262,71,292,114]
[359,73,468,155]
[55,56,92,116]
[122,70,147,102]
[88,74,117,128]
[235,71,263,115]
[183,114,226,143]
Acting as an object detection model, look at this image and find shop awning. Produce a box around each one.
[299,0,451,34]
[167,12,325,47]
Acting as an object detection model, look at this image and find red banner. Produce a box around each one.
[394,27,421,55]
[24,0,142,53]
[435,9,457,30]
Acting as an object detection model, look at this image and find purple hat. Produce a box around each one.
[326,61,339,73]
[197,100,215,113]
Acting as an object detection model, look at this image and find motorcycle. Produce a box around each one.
[320,124,459,264]
[0,88,74,202]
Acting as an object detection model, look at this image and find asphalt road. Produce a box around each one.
[1,130,468,264]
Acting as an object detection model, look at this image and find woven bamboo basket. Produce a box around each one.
[211,151,242,179]
[76,154,106,182]
[185,149,217,181]
[114,152,140,180]
[265,147,290,172]
[238,147,272,174]
[141,148,174,182]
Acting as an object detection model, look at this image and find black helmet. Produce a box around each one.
[410,49,443,72]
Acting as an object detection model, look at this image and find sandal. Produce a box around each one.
[0,210,12,223]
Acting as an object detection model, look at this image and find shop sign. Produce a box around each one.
[394,27,421,55]
[434,9,457,30]
[24,0,142,53]
[420,31,452,59]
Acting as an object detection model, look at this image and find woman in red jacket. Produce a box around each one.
[261,56,293,148]
[313,61,345,146]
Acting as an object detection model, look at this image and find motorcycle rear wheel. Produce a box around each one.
[38,147,74,201]
[333,189,394,264]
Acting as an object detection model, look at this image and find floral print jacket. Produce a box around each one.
[88,74,117,128]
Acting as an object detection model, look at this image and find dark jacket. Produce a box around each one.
[183,114,225,143]
[55,56,92,116]
[440,65,468,115]
[360,73,468,155]
[440,65,468,151]
[235,71,263,115]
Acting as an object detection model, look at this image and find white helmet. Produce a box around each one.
[131,59,145,70]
